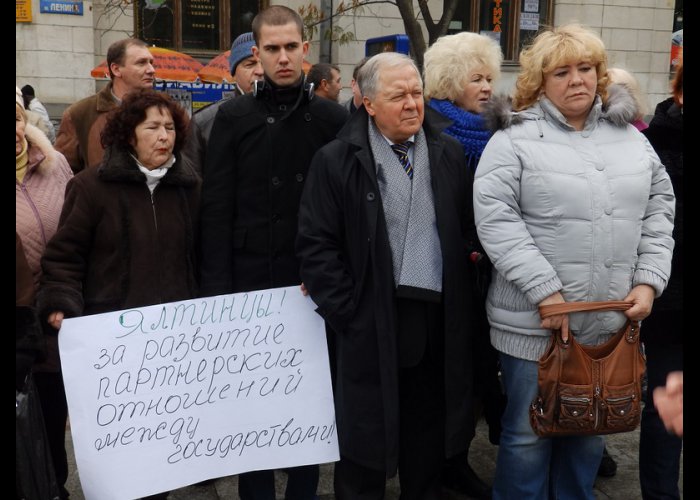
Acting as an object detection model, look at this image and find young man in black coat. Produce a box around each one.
[199,6,348,500]
[296,52,479,499]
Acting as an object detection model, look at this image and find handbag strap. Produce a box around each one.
[539,301,632,319]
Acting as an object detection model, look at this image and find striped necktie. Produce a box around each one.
[390,141,414,179]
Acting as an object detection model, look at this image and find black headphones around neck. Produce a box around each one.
[253,77,315,122]
[253,78,315,102]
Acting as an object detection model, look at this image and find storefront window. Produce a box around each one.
[478,0,512,57]
[138,1,174,48]
[181,0,220,51]
[135,0,264,55]
[230,0,258,45]
[448,0,553,61]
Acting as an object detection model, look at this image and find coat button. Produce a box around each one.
[296,173,304,182]
[272,213,281,223]
[271,176,280,186]
[304,113,312,122]
[604,258,613,268]
[366,192,375,201]
[596,164,605,171]
[604,207,612,215]
[266,116,275,124]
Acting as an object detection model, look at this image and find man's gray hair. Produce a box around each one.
[357,52,422,100]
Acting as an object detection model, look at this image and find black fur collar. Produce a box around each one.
[98,146,198,187]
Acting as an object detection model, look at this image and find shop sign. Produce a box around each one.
[16,0,32,22]
[39,0,83,15]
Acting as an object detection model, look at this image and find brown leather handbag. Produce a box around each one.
[529,301,646,437]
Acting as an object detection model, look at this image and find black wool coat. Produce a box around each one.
[296,106,478,475]
[199,80,349,294]
[642,98,683,344]
[38,147,201,319]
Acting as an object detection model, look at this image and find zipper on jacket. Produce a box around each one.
[150,190,158,232]
[19,182,48,245]
[149,186,162,305]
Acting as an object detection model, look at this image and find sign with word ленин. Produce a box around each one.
[39,0,83,15]
[59,286,338,500]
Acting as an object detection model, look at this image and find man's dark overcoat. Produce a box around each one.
[296,106,478,476]
[200,80,348,294]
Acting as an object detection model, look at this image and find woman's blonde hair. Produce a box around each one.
[16,102,26,122]
[423,32,503,101]
[607,67,648,119]
[513,24,609,111]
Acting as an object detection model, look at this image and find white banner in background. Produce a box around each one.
[59,286,338,500]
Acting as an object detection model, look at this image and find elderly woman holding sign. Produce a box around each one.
[38,89,200,335]
[38,89,199,500]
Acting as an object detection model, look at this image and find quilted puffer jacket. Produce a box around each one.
[473,85,675,361]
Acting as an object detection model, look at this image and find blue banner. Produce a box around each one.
[154,81,237,112]
[40,0,84,15]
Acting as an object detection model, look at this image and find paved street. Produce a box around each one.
[64,416,682,499]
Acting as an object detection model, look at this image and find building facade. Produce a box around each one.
[16,0,681,118]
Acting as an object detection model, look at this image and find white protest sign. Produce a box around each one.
[59,286,338,500]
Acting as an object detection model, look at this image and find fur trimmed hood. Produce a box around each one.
[481,83,638,133]
[25,122,59,174]
[603,83,640,127]
[480,95,523,133]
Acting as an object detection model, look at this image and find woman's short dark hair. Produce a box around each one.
[101,89,189,155]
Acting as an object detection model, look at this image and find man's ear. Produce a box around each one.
[110,63,121,79]
[363,96,375,116]
[252,46,260,59]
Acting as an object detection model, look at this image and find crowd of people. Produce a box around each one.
[16,7,682,500]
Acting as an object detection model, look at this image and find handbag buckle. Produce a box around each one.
[531,396,544,416]
[626,320,641,343]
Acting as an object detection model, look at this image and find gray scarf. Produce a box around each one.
[368,117,443,298]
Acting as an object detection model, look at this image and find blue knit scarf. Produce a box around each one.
[429,99,491,171]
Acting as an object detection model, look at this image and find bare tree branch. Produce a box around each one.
[303,1,396,29]
[417,0,434,29]
[433,0,459,44]
[95,0,460,71]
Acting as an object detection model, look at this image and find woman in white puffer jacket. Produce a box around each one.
[473,24,675,500]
